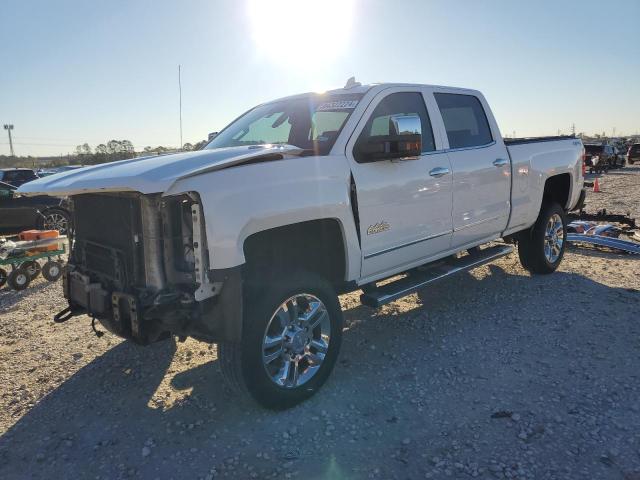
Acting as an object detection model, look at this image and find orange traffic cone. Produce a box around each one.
[593,177,600,193]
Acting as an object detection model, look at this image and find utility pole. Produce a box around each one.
[178,65,183,150]
[3,124,14,156]
[571,123,576,136]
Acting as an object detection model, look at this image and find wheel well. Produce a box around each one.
[243,219,347,285]
[542,174,570,209]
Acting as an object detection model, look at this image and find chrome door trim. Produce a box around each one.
[363,230,452,259]
[453,214,506,232]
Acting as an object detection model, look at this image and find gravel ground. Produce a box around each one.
[1,168,639,480]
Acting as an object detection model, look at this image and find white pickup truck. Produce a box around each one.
[19,81,586,409]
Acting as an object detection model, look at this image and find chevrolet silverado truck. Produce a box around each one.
[19,82,586,409]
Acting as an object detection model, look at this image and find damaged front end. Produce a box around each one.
[58,192,242,345]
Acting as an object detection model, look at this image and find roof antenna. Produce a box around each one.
[344,76,361,89]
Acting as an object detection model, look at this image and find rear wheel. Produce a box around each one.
[518,202,567,274]
[218,270,343,410]
[0,268,7,288]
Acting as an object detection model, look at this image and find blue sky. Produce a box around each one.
[1,0,639,156]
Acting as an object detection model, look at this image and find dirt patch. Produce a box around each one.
[1,168,639,479]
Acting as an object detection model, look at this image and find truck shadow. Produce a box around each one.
[1,263,638,479]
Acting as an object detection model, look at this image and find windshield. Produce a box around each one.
[206,93,363,155]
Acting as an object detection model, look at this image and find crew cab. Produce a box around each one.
[19,82,585,409]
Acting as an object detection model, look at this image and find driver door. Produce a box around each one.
[346,88,454,280]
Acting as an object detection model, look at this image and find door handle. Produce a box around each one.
[429,167,450,178]
[493,158,509,167]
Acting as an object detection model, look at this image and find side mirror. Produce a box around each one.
[356,114,422,163]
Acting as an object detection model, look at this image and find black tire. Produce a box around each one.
[218,270,343,410]
[42,261,63,282]
[518,202,567,274]
[37,208,71,235]
[22,260,41,280]
[0,268,7,288]
[8,267,31,291]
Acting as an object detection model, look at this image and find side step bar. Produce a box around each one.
[360,244,514,308]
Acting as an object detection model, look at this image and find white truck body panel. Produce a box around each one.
[17,145,306,197]
[504,139,584,235]
[17,82,584,287]
[166,154,363,280]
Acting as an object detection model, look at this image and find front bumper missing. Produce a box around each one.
[57,266,244,345]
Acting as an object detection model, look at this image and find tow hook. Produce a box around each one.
[53,305,83,323]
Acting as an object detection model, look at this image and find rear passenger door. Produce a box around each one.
[433,92,511,248]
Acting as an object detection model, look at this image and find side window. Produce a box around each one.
[357,92,436,156]
[434,93,493,149]
[310,111,350,143]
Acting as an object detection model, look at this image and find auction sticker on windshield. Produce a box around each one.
[316,100,359,111]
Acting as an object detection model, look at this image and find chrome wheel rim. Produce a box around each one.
[262,293,331,388]
[43,212,68,235]
[544,213,564,263]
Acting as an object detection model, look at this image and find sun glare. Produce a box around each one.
[247,0,355,69]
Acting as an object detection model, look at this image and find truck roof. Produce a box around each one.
[267,82,481,104]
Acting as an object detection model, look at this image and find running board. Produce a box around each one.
[360,244,514,308]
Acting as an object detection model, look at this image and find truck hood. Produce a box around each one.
[17,145,303,197]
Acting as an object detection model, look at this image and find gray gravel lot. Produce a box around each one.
[1,167,639,480]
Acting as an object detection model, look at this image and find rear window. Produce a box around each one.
[434,93,493,149]
[4,170,35,182]
[585,145,603,154]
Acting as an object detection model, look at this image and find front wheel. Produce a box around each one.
[517,202,567,274]
[218,270,343,410]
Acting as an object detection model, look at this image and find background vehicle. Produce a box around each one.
[0,181,71,235]
[612,146,626,167]
[0,168,39,187]
[19,82,584,409]
[628,144,640,164]
[584,144,616,173]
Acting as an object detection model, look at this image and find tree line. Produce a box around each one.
[1,137,209,170]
